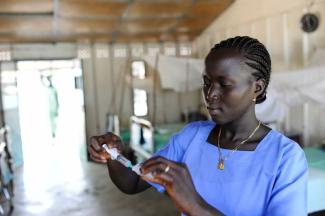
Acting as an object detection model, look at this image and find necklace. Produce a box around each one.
[217,121,261,170]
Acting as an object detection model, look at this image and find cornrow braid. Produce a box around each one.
[206,36,271,104]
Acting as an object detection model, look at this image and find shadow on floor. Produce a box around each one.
[12,161,179,216]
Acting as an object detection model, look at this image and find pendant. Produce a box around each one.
[218,159,225,170]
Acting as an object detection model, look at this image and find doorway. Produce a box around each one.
[16,60,87,192]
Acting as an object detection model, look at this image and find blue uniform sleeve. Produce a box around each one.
[147,122,202,193]
[265,145,308,215]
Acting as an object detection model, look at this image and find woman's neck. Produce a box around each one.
[221,108,259,142]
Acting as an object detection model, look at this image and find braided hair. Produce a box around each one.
[206,36,271,104]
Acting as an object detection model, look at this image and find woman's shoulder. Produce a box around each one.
[172,121,215,144]
[179,120,215,135]
[183,120,216,129]
[267,129,304,155]
[262,129,307,174]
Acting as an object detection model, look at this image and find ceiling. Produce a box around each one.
[0,0,234,43]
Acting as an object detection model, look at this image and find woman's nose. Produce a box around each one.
[206,84,220,101]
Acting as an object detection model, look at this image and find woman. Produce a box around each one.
[89,36,308,216]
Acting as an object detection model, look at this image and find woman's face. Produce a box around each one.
[203,49,256,124]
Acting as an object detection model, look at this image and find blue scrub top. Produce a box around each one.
[149,121,308,216]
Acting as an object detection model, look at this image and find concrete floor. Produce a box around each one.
[12,160,179,216]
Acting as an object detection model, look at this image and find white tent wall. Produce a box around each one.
[194,0,325,146]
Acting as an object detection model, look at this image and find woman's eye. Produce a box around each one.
[220,82,232,87]
[203,82,211,88]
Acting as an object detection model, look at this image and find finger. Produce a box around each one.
[88,144,102,158]
[142,156,179,171]
[141,171,174,187]
[141,156,167,169]
[101,133,123,150]
[154,172,174,185]
[107,140,123,152]
[104,133,122,145]
[141,161,166,175]
[90,154,106,163]
[89,136,104,151]
[142,162,179,184]
[100,150,110,160]
[90,133,121,151]
[97,147,111,160]
[141,175,158,183]
[141,174,165,185]
[89,145,109,161]
[90,154,107,164]
[111,134,120,141]
[142,156,163,166]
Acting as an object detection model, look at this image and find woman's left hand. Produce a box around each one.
[141,156,203,214]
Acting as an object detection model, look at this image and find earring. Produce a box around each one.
[252,98,256,102]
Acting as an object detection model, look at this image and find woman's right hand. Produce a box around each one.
[88,132,124,164]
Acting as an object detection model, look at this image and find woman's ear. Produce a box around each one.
[254,79,266,98]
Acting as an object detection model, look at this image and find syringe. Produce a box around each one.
[102,144,154,178]
[102,144,132,168]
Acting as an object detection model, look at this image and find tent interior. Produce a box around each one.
[0,0,324,215]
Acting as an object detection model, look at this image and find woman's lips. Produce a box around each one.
[207,106,222,115]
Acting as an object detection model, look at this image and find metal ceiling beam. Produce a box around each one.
[0,12,53,17]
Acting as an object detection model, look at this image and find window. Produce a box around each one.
[164,45,176,56]
[96,47,109,58]
[133,88,148,116]
[131,61,148,116]
[131,61,146,79]
[77,47,91,59]
[147,46,160,56]
[179,45,192,56]
[114,46,127,58]
[0,49,11,61]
